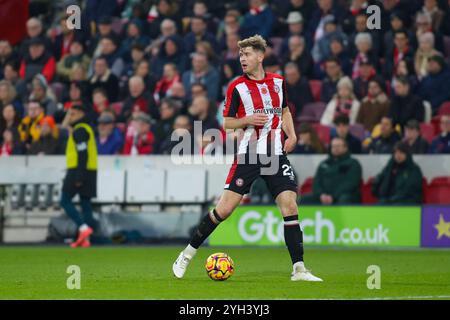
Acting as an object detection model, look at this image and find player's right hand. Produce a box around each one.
[246,114,269,126]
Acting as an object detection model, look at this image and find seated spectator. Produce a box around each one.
[28,74,58,116]
[390,76,424,129]
[391,58,418,93]
[122,112,155,155]
[147,18,178,56]
[91,88,110,118]
[56,40,91,82]
[282,35,313,79]
[19,37,56,83]
[263,45,282,74]
[52,15,84,62]
[182,53,219,101]
[403,119,429,154]
[188,96,219,132]
[284,62,313,116]
[240,0,274,39]
[184,15,218,55]
[312,15,348,63]
[95,112,124,155]
[222,32,240,63]
[147,0,182,40]
[333,115,362,154]
[352,60,381,100]
[195,41,221,68]
[320,57,344,103]
[372,142,423,204]
[121,43,147,83]
[0,128,23,155]
[88,16,120,55]
[88,56,119,102]
[151,35,187,78]
[18,100,45,151]
[280,12,312,54]
[119,19,150,63]
[19,17,53,58]
[348,13,381,58]
[0,104,20,144]
[367,116,401,154]
[134,59,158,94]
[0,80,24,117]
[421,0,445,32]
[429,115,450,154]
[62,81,88,111]
[417,55,450,113]
[293,123,326,154]
[356,79,390,132]
[412,11,444,54]
[301,137,362,204]
[159,114,196,155]
[92,36,124,78]
[153,63,181,103]
[325,37,352,76]
[153,98,179,153]
[119,76,158,123]
[0,41,18,81]
[383,12,409,58]
[28,116,60,155]
[3,61,26,101]
[384,30,414,79]
[414,32,441,80]
[321,76,360,125]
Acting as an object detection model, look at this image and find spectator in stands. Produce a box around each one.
[325,37,352,76]
[69,63,88,83]
[391,58,418,93]
[263,45,282,74]
[0,41,17,81]
[282,35,313,79]
[95,112,124,155]
[372,141,423,204]
[418,55,450,113]
[120,76,158,123]
[240,0,275,39]
[3,62,22,98]
[152,35,187,78]
[154,63,181,103]
[119,19,150,63]
[352,60,381,100]
[312,15,348,63]
[88,56,119,102]
[333,114,362,154]
[403,119,429,154]
[184,15,218,55]
[384,29,414,78]
[159,114,196,155]
[62,81,88,112]
[383,12,409,59]
[293,123,326,154]
[321,76,360,125]
[123,112,155,155]
[390,76,424,129]
[19,17,52,57]
[56,40,91,83]
[351,33,376,80]
[414,32,441,80]
[356,79,390,132]
[421,0,445,32]
[280,0,315,28]
[188,96,219,132]
[0,127,23,155]
[348,13,381,58]
[217,10,241,48]
[195,41,220,68]
[280,12,312,54]
[28,74,58,116]
[301,137,362,204]
[121,43,147,84]
[89,16,120,55]
[147,0,182,40]
[0,104,20,145]
[92,88,110,118]
[284,62,313,116]
[28,116,60,155]
[367,116,401,154]
[93,36,124,78]
[19,37,56,83]
[182,52,219,101]
[320,57,344,103]
[223,32,240,63]
[0,80,23,117]
[148,18,178,56]
[18,100,45,151]
[134,59,158,94]
[413,11,444,54]
[308,0,348,43]
[153,98,179,153]
[429,114,450,154]
[52,15,80,62]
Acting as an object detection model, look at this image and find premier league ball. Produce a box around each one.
[205,252,234,281]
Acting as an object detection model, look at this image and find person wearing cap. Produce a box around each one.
[122,112,155,155]
[282,0,314,27]
[28,116,60,155]
[60,104,98,248]
[417,54,450,112]
[312,15,348,63]
[372,141,423,204]
[281,11,312,53]
[403,119,429,154]
[19,37,56,83]
[95,111,124,155]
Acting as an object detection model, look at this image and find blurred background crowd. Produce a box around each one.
[0,0,450,158]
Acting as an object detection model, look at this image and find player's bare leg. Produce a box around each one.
[172,190,242,278]
[276,190,323,282]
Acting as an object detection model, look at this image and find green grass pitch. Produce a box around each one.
[1,246,449,300]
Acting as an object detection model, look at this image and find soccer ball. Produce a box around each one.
[205,252,234,281]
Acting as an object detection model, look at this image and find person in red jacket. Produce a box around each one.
[122,112,155,155]
[19,37,55,83]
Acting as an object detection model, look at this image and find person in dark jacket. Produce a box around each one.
[28,116,61,155]
[403,119,429,154]
[95,112,124,155]
[372,141,423,204]
[429,115,450,154]
[367,116,401,154]
[301,137,362,204]
[320,57,344,103]
[88,56,120,102]
[333,114,362,154]
[19,37,55,83]
[60,104,98,248]
[389,76,424,129]
[284,62,313,117]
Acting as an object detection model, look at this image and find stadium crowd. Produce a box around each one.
[0,0,450,160]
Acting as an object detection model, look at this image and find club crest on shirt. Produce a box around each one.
[261,87,268,95]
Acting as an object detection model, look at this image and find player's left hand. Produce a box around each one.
[283,136,297,154]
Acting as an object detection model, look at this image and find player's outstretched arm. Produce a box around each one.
[281,108,297,153]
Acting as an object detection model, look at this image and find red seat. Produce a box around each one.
[424,177,450,204]
[311,123,331,145]
[438,101,450,116]
[362,177,378,204]
[419,123,435,144]
[296,102,327,123]
[309,80,322,102]
[299,177,314,195]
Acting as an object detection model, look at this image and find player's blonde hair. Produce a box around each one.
[238,35,267,53]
